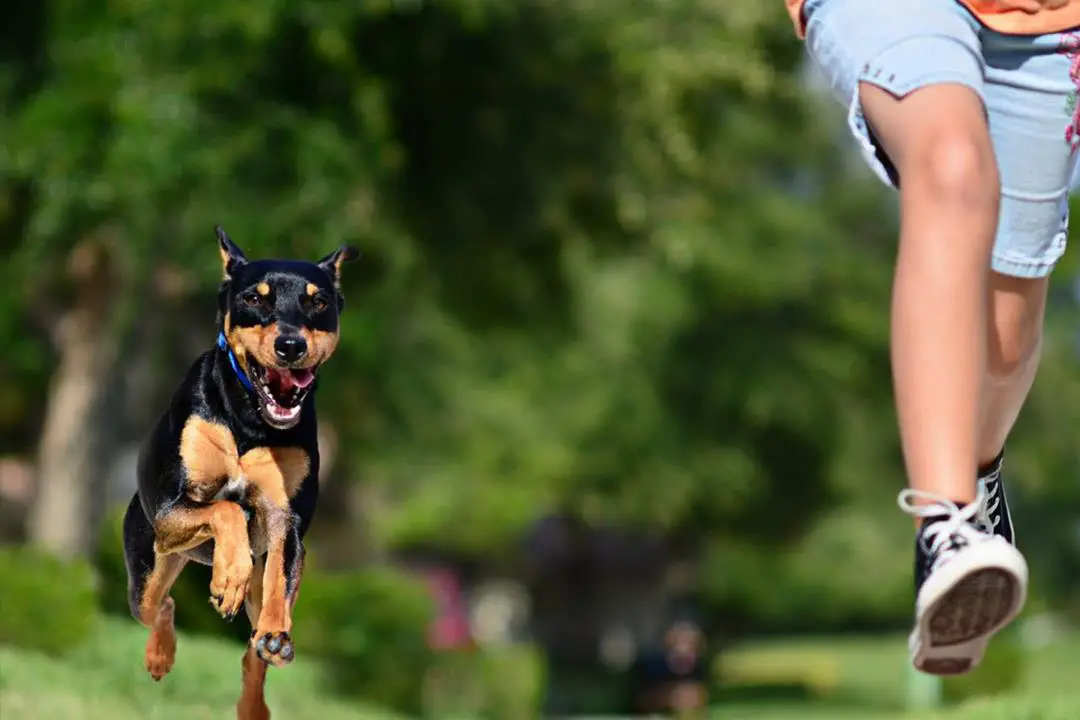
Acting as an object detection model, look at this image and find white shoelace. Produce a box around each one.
[976,471,1003,532]
[897,485,990,572]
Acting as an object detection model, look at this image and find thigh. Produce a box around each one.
[803,0,986,186]
[981,29,1077,278]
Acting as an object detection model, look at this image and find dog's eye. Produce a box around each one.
[242,292,264,308]
[310,295,328,312]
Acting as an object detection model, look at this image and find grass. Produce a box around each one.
[717,627,1080,720]
[0,616,399,720]
[1,616,1078,719]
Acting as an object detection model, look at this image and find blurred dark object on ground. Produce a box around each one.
[630,620,710,717]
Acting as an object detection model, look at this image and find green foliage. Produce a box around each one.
[292,565,435,714]
[0,544,98,655]
[473,644,544,720]
[2,0,1078,634]
[422,645,543,719]
[0,615,404,720]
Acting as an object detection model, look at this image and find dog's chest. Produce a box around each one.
[179,417,310,507]
[212,475,250,503]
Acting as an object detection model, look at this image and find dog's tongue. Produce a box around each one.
[274,368,315,392]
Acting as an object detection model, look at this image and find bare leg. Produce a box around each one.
[865,82,1029,677]
[860,82,1000,505]
[977,274,1048,465]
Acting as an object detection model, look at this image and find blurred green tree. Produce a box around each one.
[1,0,1075,626]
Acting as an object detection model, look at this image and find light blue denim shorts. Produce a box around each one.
[803,0,1078,278]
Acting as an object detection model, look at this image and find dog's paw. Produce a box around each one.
[145,643,175,680]
[144,598,177,681]
[209,554,253,619]
[253,630,295,667]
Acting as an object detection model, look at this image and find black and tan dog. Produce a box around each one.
[122,227,358,719]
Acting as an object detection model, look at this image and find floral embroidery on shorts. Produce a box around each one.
[1059,31,1080,150]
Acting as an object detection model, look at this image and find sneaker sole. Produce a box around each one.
[910,542,1027,676]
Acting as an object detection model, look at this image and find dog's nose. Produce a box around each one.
[274,335,308,363]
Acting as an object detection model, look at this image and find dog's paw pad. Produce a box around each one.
[254,631,294,667]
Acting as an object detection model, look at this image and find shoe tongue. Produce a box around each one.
[977,451,1004,479]
[920,502,961,525]
[921,512,953,526]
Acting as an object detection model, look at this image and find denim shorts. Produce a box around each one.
[803,0,1077,278]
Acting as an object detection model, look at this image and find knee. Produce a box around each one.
[907,131,1000,215]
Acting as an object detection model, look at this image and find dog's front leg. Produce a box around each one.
[154,498,253,619]
[250,505,304,667]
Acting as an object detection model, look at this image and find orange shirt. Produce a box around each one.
[786,0,1080,38]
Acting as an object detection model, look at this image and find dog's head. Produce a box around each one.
[215,226,359,430]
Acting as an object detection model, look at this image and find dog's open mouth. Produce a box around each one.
[248,359,318,429]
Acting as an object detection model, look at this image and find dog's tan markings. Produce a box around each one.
[256,282,271,296]
[238,645,271,720]
[326,246,359,288]
[256,512,290,627]
[135,552,187,680]
[174,417,310,624]
[237,557,270,719]
[239,451,307,671]
[240,447,309,505]
[153,501,252,618]
[144,595,180,681]
[229,322,281,371]
[219,245,232,279]
[245,555,266,627]
[305,282,319,297]
[299,328,340,365]
[179,417,236,497]
[250,509,296,667]
[136,553,188,626]
[231,322,333,370]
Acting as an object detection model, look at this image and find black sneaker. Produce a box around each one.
[976,451,1015,546]
[899,486,1028,676]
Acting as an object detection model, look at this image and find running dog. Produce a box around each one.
[122,227,358,718]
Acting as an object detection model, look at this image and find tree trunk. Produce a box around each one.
[27,240,120,559]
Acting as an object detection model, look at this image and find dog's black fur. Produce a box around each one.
[121,227,358,718]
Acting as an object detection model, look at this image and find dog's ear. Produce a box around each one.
[316,245,360,287]
[216,226,248,278]
[317,246,360,312]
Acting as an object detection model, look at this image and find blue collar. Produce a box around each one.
[217,331,254,392]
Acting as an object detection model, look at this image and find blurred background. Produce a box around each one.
[0,2,1077,719]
